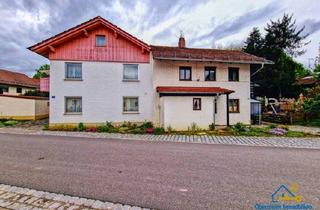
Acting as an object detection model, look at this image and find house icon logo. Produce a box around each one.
[255,184,313,210]
[271,184,303,203]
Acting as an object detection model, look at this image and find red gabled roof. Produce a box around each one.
[0,69,39,88]
[28,16,150,58]
[156,86,234,94]
[151,45,272,64]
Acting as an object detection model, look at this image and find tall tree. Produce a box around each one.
[243,14,309,98]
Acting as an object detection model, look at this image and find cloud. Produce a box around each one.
[0,0,319,75]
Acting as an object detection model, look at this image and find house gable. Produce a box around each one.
[29,16,150,63]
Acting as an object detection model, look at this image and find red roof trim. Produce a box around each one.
[28,16,150,57]
[156,86,234,94]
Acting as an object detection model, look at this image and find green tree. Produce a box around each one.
[314,64,320,80]
[33,64,49,79]
[243,14,309,98]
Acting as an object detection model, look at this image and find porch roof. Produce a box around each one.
[156,86,234,94]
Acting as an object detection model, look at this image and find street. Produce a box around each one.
[0,133,319,209]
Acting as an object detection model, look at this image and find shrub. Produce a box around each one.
[97,121,115,133]
[268,124,277,129]
[209,123,215,131]
[146,127,154,134]
[3,120,18,126]
[43,123,49,130]
[85,127,97,132]
[119,127,130,133]
[232,122,246,132]
[0,122,4,128]
[187,122,201,135]
[77,122,85,132]
[132,127,145,134]
[153,127,165,135]
[140,121,153,129]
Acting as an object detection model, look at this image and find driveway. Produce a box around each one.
[0,133,319,209]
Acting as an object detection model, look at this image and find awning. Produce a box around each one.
[156,86,234,97]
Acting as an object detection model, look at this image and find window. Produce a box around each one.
[228,67,239,81]
[65,97,82,113]
[123,97,139,112]
[0,86,8,94]
[16,87,22,93]
[193,98,201,110]
[123,64,138,81]
[96,35,106,46]
[65,63,82,80]
[179,66,192,81]
[229,99,239,113]
[205,67,216,81]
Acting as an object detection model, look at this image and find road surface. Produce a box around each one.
[0,133,319,209]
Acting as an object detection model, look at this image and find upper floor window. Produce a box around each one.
[229,99,240,113]
[123,64,138,81]
[96,35,106,46]
[205,67,216,81]
[65,97,82,114]
[65,63,82,80]
[16,87,22,93]
[228,67,239,81]
[179,66,191,81]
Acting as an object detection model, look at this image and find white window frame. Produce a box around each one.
[123,96,139,113]
[65,96,82,114]
[123,64,139,81]
[65,63,82,80]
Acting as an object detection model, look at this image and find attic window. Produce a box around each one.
[96,35,106,46]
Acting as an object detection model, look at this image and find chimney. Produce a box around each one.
[178,36,186,48]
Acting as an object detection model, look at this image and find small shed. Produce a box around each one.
[251,99,262,125]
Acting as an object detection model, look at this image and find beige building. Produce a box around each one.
[0,69,49,120]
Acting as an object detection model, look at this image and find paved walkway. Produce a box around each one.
[0,127,319,149]
[0,184,147,210]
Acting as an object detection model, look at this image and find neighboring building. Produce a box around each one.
[29,16,270,129]
[40,77,50,92]
[0,69,39,95]
[294,75,319,88]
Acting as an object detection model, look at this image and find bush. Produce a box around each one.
[187,122,201,135]
[85,127,97,132]
[146,127,154,134]
[132,127,145,134]
[43,123,49,130]
[0,122,4,128]
[232,122,246,132]
[268,124,277,129]
[3,120,18,126]
[140,121,153,129]
[97,121,115,133]
[78,122,85,132]
[153,127,165,135]
[209,123,215,131]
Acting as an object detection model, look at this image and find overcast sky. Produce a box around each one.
[0,0,320,76]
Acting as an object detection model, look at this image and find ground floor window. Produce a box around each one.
[229,99,239,113]
[123,97,139,112]
[193,98,201,110]
[16,87,22,93]
[65,97,82,113]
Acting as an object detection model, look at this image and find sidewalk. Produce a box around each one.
[0,184,147,210]
[0,127,319,150]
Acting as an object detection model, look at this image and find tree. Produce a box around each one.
[243,14,309,98]
[314,64,320,80]
[243,27,264,56]
[33,64,49,79]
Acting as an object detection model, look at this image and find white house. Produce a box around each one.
[29,16,271,130]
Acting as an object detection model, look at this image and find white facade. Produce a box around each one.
[153,60,251,129]
[49,58,251,129]
[49,60,153,125]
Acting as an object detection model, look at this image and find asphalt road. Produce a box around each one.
[0,133,319,210]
